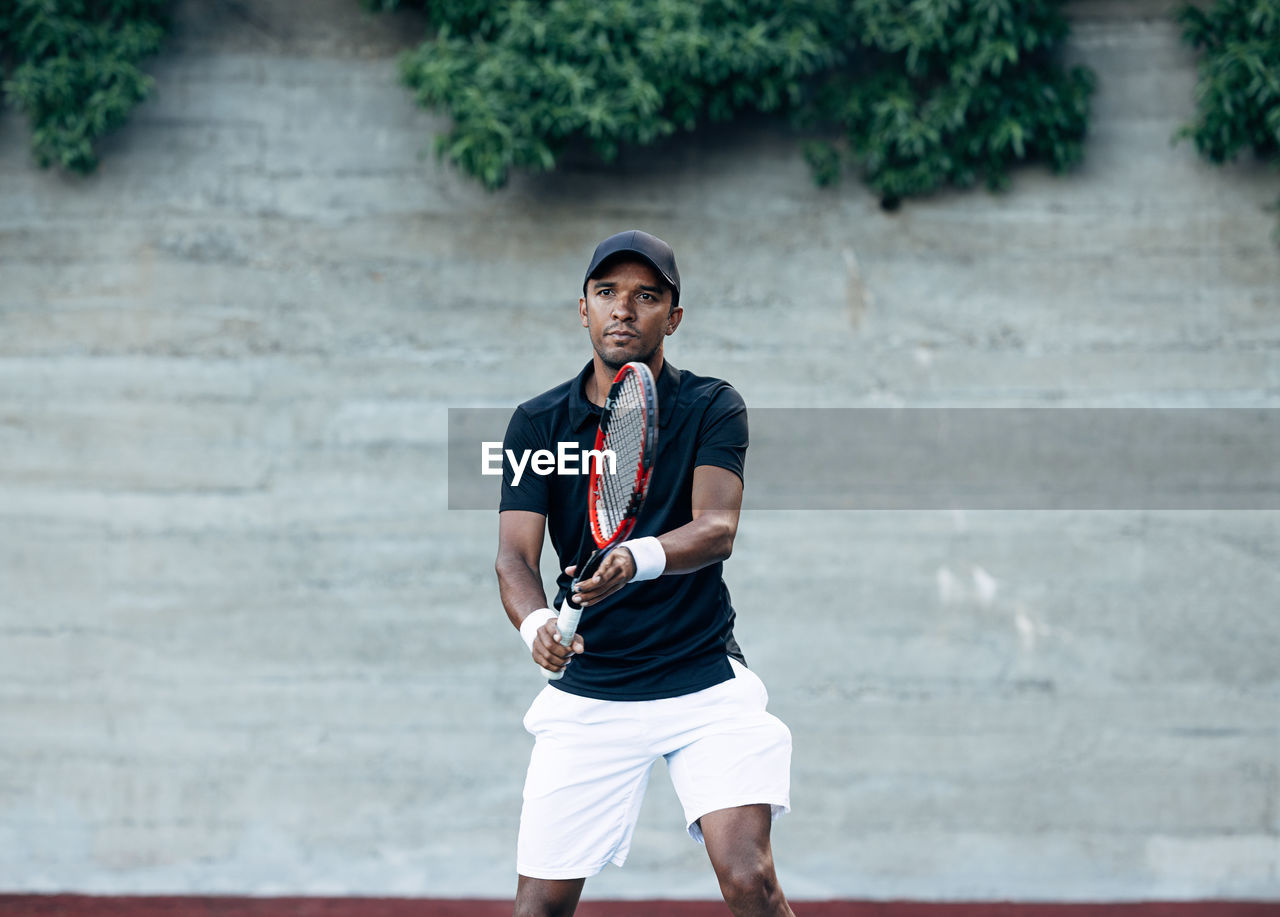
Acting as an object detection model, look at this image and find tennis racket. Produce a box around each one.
[546,360,659,680]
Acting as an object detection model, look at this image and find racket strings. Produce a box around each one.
[595,373,647,540]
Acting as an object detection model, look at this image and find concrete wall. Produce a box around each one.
[1,0,1277,902]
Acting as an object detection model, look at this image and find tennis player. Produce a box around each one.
[495,230,794,916]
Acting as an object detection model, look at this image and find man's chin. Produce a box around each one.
[597,341,654,370]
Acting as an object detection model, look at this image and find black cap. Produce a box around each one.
[583,230,681,306]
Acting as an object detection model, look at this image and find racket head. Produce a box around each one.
[586,361,658,550]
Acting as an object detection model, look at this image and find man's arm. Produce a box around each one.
[496,509,583,672]
[569,464,743,605]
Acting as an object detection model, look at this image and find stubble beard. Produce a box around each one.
[598,337,659,372]
[589,316,661,371]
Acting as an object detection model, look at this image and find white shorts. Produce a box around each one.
[516,658,792,880]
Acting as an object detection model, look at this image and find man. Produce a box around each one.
[495,230,794,917]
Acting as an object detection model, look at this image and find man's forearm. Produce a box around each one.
[655,512,737,576]
[496,554,551,629]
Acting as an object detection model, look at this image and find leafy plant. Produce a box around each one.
[0,0,171,173]
[397,0,844,190]
[1177,0,1280,236]
[385,0,1095,205]
[1177,0,1279,164]
[808,0,1096,207]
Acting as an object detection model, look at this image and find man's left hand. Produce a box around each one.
[567,547,636,606]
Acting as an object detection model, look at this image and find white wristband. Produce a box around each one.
[520,608,557,653]
[621,536,666,582]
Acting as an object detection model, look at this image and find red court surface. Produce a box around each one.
[0,899,1277,917]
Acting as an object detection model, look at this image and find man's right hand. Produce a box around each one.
[533,618,585,674]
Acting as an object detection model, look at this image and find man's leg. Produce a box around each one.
[517,689,656,908]
[699,804,795,917]
[512,875,586,917]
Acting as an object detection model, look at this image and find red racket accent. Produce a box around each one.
[586,363,656,550]
[547,361,658,680]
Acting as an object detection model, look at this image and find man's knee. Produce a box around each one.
[718,856,784,911]
[513,904,574,917]
[513,876,584,917]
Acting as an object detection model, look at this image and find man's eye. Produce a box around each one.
[638,293,652,301]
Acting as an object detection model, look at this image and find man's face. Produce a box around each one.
[579,259,682,370]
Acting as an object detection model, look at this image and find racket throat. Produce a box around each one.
[573,548,609,590]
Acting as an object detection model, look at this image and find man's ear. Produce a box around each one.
[579,296,589,328]
[665,305,684,336]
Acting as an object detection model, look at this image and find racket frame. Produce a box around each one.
[546,360,658,680]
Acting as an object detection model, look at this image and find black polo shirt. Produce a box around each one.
[500,359,748,700]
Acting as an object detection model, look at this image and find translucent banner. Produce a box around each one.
[449,408,1280,510]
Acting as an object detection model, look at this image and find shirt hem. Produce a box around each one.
[548,658,736,701]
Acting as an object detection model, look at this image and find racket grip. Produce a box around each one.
[544,551,603,680]
[544,599,583,682]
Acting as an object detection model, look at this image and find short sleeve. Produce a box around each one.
[694,384,748,482]
[498,406,550,513]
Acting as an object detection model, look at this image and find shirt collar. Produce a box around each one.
[655,357,680,428]
[568,361,598,432]
[568,358,682,432]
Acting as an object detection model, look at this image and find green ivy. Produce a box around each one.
[0,0,171,173]
[385,0,1095,204]
[1177,0,1280,236]
[808,0,1095,207]
[1177,0,1280,230]
[1177,0,1280,164]
[397,0,845,190]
